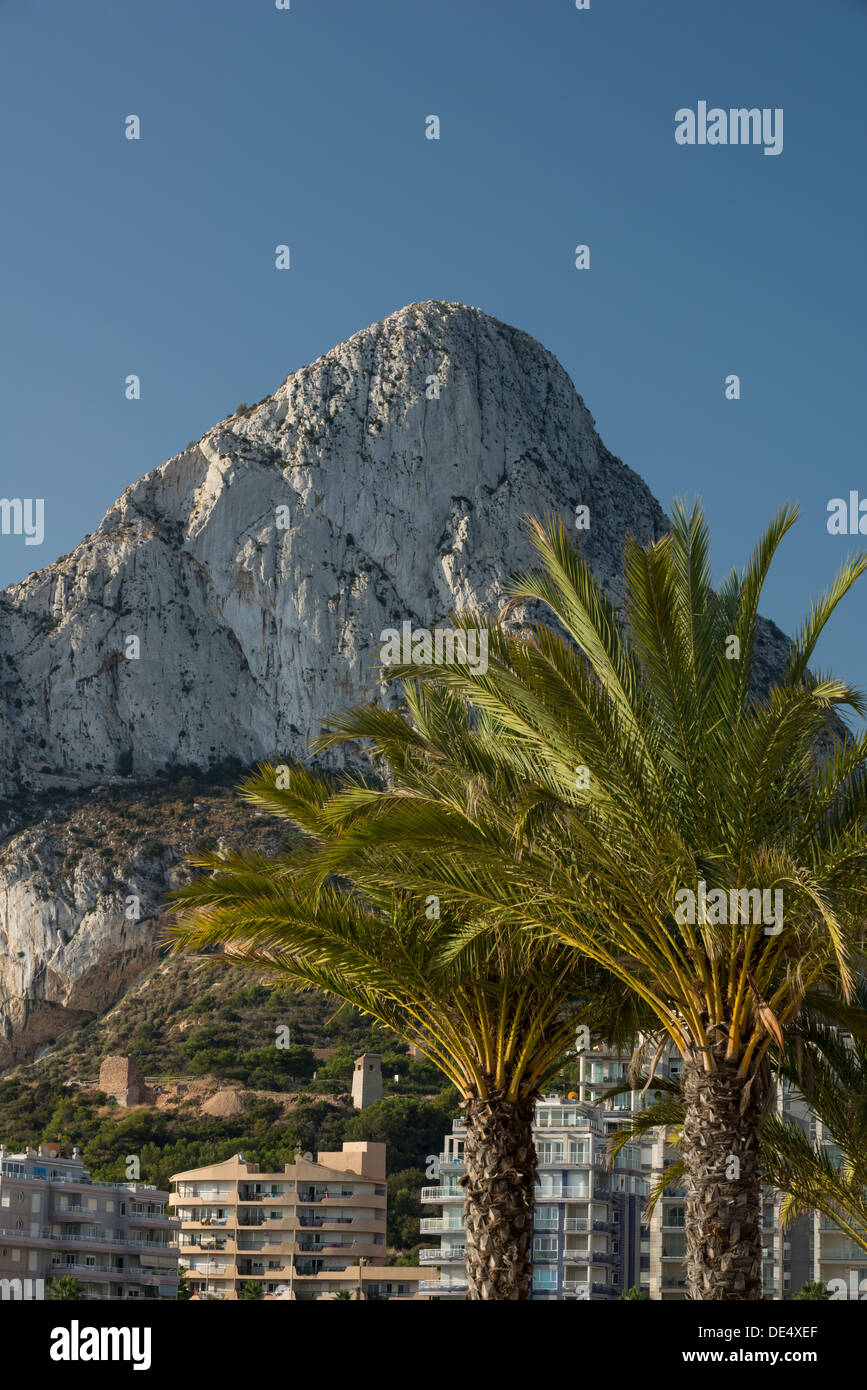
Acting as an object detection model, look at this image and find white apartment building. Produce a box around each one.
[420,1093,647,1299]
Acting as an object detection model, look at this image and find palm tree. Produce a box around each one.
[761,995,867,1254]
[619,1285,649,1300]
[332,1289,354,1301]
[238,1280,264,1300]
[603,990,867,1256]
[168,749,641,1300]
[289,503,867,1299]
[793,1281,831,1300]
[47,1274,82,1300]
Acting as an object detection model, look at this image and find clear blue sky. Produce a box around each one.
[2,0,865,699]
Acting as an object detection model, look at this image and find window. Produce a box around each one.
[533,1268,557,1289]
[534,1236,557,1258]
[537,1141,563,1164]
[535,1205,558,1231]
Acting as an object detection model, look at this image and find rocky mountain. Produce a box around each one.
[0,300,788,1066]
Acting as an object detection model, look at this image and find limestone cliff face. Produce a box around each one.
[0,301,787,1064]
[0,301,669,792]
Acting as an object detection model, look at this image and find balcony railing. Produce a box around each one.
[419,1246,465,1264]
[25,1228,178,1252]
[563,1252,617,1267]
[562,1280,591,1297]
[298,1215,354,1227]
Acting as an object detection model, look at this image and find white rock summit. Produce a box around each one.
[0,301,787,1062]
[2,301,671,791]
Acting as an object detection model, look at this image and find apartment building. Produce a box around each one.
[643,1076,816,1300]
[575,1043,684,1296]
[171,1142,426,1300]
[420,1094,647,1299]
[808,1114,867,1300]
[578,1044,852,1301]
[0,1142,179,1300]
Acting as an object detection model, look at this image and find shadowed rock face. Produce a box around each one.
[0,300,787,1063]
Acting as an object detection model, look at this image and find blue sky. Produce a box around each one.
[2,0,865,700]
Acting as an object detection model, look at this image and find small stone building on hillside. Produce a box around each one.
[98,1055,155,1108]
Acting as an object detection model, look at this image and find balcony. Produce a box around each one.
[419,1247,465,1264]
[297,1191,356,1204]
[298,1215,354,1228]
[564,1252,617,1267]
[535,1188,592,1202]
[9,1228,177,1253]
[419,1218,465,1235]
[420,1187,462,1203]
[129,1213,178,1229]
[418,1278,468,1294]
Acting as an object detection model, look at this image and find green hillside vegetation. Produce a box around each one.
[3,953,459,1252]
[21,955,445,1097]
[0,765,458,1253]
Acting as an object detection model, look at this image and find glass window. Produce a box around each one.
[537,1141,563,1164]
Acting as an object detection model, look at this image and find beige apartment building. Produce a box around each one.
[171,1142,427,1300]
[0,1142,179,1300]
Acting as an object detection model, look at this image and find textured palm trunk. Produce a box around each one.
[681,1058,764,1300]
[461,1092,536,1300]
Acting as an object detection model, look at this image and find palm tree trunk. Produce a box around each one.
[681,1058,764,1299]
[461,1091,536,1300]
